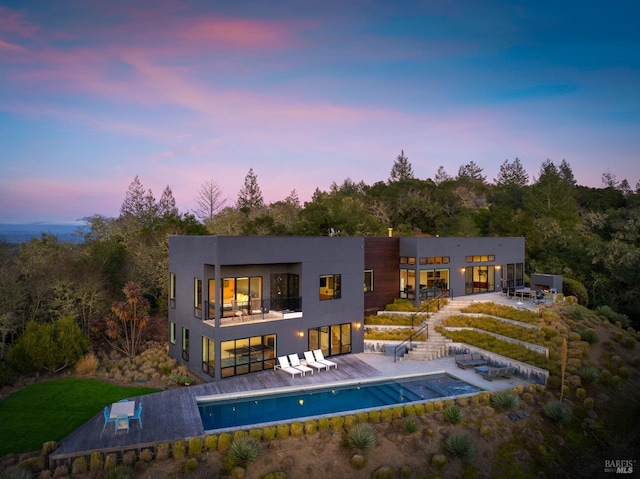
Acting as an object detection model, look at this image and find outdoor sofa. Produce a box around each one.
[455,353,487,369]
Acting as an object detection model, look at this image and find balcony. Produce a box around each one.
[204,297,302,326]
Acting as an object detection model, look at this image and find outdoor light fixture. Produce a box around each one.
[354,322,362,329]
[297,330,304,338]
[461,268,466,273]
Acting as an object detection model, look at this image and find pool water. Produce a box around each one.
[198,373,482,432]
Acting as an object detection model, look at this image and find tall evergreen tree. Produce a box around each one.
[456,161,486,183]
[158,185,179,218]
[237,168,265,213]
[494,158,529,187]
[389,150,414,183]
[434,165,451,185]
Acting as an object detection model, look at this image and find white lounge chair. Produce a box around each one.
[304,351,329,371]
[313,349,338,369]
[288,354,313,375]
[276,356,304,377]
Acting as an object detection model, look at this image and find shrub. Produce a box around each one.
[290,422,304,437]
[318,417,330,431]
[173,440,186,459]
[413,403,425,415]
[53,465,69,478]
[542,399,571,423]
[443,405,463,424]
[522,392,534,405]
[433,400,443,411]
[479,425,492,438]
[75,353,99,375]
[217,433,232,452]
[381,408,394,422]
[189,437,203,456]
[344,414,357,428]
[351,453,367,470]
[372,465,394,479]
[182,458,198,472]
[41,441,57,456]
[225,433,259,469]
[344,422,378,452]
[262,426,276,441]
[0,360,15,387]
[139,449,153,462]
[156,443,170,461]
[304,421,317,435]
[69,456,87,479]
[445,432,475,460]
[403,417,419,434]
[563,278,588,305]
[425,402,435,413]
[277,423,290,439]
[89,452,104,471]
[622,337,636,349]
[104,453,118,470]
[121,450,136,467]
[249,429,263,441]
[103,466,135,479]
[580,366,600,384]
[0,466,33,479]
[583,397,594,411]
[331,416,345,431]
[576,388,586,399]
[491,390,520,410]
[204,434,218,451]
[611,375,622,388]
[600,369,612,384]
[432,453,448,469]
[403,404,416,417]
[579,330,598,344]
[369,410,381,423]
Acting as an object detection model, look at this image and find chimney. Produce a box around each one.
[388,227,393,238]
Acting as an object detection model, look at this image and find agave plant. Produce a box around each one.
[0,466,34,479]
[491,390,520,410]
[344,422,378,452]
[580,366,600,385]
[443,404,463,424]
[541,399,571,423]
[445,432,475,460]
[225,433,260,468]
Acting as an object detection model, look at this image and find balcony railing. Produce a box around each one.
[204,297,302,324]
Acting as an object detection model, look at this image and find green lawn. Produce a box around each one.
[0,378,160,456]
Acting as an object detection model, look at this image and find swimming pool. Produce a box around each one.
[197,372,482,432]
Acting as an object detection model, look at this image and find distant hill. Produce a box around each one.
[0,222,88,244]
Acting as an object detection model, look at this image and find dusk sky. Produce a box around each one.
[1,1,639,224]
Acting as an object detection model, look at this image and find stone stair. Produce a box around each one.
[402,298,471,361]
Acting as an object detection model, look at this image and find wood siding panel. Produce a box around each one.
[364,237,399,315]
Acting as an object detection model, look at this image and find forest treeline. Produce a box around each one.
[1,154,639,370]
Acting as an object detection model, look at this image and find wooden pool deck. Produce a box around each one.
[50,353,528,464]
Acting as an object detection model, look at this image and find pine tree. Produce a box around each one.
[237,168,265,213]
[389,150,414,183]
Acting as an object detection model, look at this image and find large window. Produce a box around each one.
[503,263,525,289]
[207,278,216,319]
[202,337,215,378]
[400,268,416,299]
[182,327,189,361]
[308,323,351,356]
[221,276,263,317]
[419,268,449,298]
[465,266,496,294]
[220,335,276,378]
[364,270,374,292]
[169,273,176,309]
[194,278,202,318]
[319,274,341,300]
[419,256,450,265]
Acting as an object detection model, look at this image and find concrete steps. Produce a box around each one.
[402,299,470,361]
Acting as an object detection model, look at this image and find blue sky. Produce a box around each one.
[1,0,638,223]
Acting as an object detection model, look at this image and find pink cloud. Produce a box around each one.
[0,6,39,40]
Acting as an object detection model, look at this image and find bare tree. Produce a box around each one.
[193,179,227,228]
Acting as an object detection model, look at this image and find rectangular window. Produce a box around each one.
[208,278,216,320]
[169,321,176,344]
[407,257,416,265]
[466,255,495,264]
[400,268,416,299]
[364,270,374,292]
[194,278,202,318]
[220,334,276,378]
[169,273,176,309]
[221,276,263,317]
[421,256,450,265]
[308,323,351,356]
[182,327,189,361]
[202,337,215,377]
[319,274,341,300]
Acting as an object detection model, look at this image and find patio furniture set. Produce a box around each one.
[454,353,516,381]
[275,350,338,377]
[102,399,142,434]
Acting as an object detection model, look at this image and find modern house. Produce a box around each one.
[168,235,525,382]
